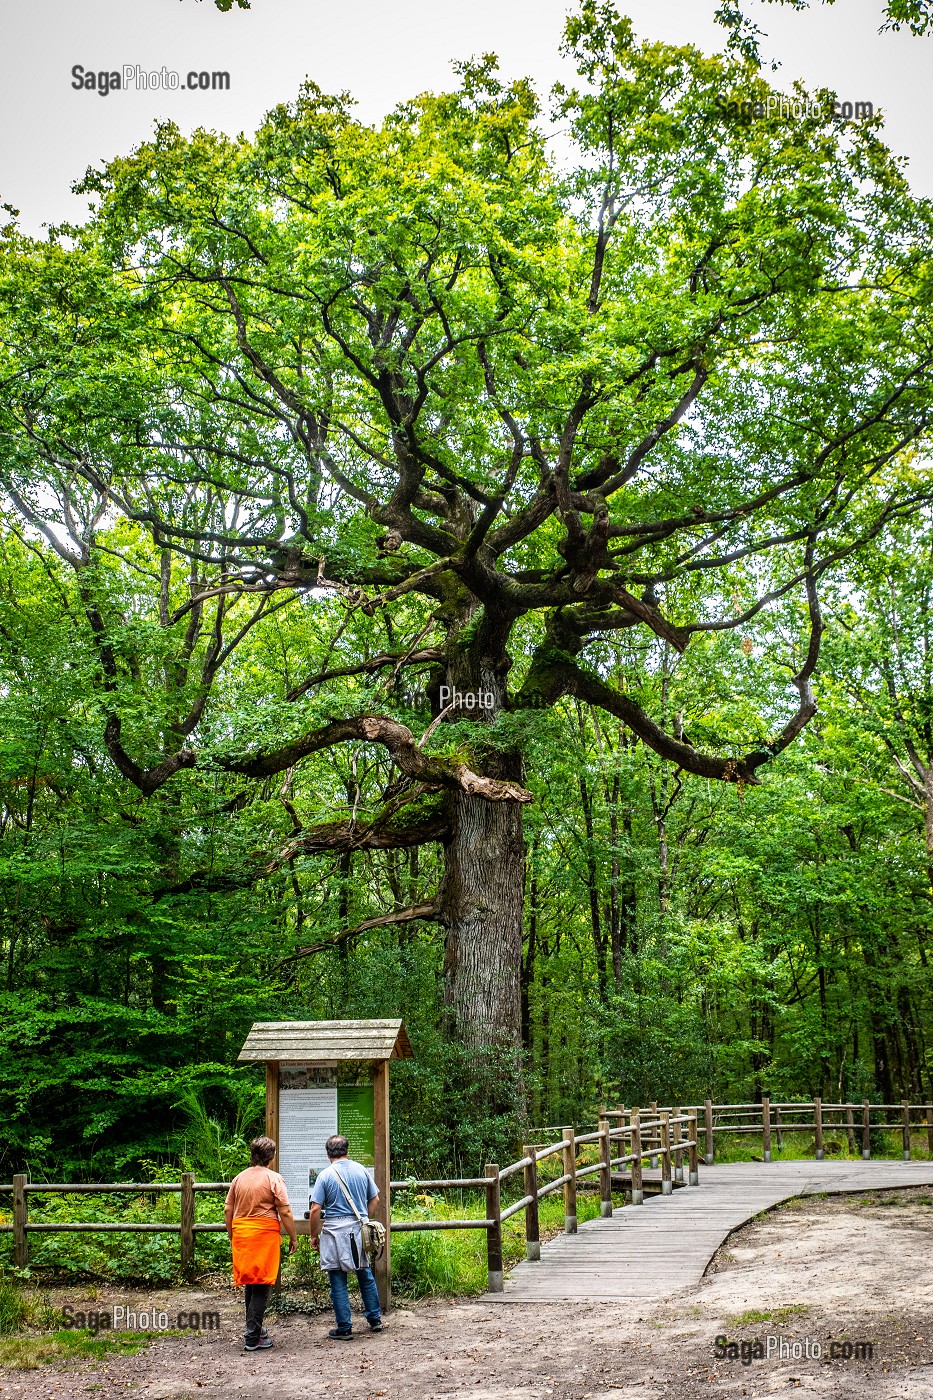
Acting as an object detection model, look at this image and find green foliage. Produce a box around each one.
[0,2,932,1201]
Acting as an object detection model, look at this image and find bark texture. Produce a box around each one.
[441,787,525,1048]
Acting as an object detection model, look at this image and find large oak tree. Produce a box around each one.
[3,4,933,1050]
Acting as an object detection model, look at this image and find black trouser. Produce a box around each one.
[244,1283,270,1342]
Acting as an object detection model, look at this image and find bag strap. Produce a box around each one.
[330,1164,366,1225]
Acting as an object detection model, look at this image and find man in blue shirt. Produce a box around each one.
[308,1134,382,1339]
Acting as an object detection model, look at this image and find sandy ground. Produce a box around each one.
[4,1188,933,1400]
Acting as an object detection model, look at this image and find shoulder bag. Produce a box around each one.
[330,1165,387,1261]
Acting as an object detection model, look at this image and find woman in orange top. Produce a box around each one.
[224,1137,297,1351]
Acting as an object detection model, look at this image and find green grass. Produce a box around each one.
[388,1183,609,1298]
[706,1128,933,1164]
[730,1304,810,1326]
[0,1271,163,1372]
[0,1275,58,1334]
[0,1329,157,1370]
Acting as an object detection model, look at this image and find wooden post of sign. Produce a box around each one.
[862,1100,871,1159]
[265,1061,279,1166]
[523,1146,541,1260]
[373,1059,391,1310]
[846,1104,856,1155]
[902,1100,911,1160]
[12,1174,27,1269]
[926,1106,933,1157]
[704,1100,714,1165]
[762,1096,772,1162]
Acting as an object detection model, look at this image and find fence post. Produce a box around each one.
[649,1101,659,1168]
[630,1108,644,1204]
[598,1111,614,1217]
[926,1106,933,1157]
[688,1113,699,1186]
[12,1173,27,1269]
[902,1101,911,1161]
[660,1111,672,1195]
[762,1095,771,1163]
[180,1172,195,1280]
[704,1099,714,1165]
[562,1127,578,1234]
[485,1164,503,1293]
[673,1108,684,1183]
[862,1099,871,1159]
[522,1146,540,1261]
[845,1104,855,1155]
[814,1097,823,1160]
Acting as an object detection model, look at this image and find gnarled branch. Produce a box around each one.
[279,900,442,963]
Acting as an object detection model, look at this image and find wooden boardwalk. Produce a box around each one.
[489,1158,933,1302]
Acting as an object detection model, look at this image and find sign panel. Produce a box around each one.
[276,1075,376,1215]
[278,1085,337,1216]
[337,1084,375,1166]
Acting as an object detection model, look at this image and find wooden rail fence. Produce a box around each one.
[691,1098,933,1165]
[3,1099,931,1293]
[0,1108,699,1292]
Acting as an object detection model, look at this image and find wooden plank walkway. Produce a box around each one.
[489,1159,933,1302]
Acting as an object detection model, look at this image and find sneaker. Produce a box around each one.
[244,1336,273,1351]
[369,1321,383,1333]
[328,1327,353,1340]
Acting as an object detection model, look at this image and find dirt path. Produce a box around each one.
[4,1188,933,1400]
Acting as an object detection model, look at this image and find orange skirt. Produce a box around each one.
[231,1216,283,1286]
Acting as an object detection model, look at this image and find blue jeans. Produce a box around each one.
[327,1267,381,1332]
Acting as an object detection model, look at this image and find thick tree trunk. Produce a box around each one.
[433,630,526,1050]
[441,789,525,1048]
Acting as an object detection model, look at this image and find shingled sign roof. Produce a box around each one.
[237,1018,411,1063]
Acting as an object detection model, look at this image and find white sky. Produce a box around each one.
[1,0,930,233]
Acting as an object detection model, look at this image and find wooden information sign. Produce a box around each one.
[237,1018,412,1309]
